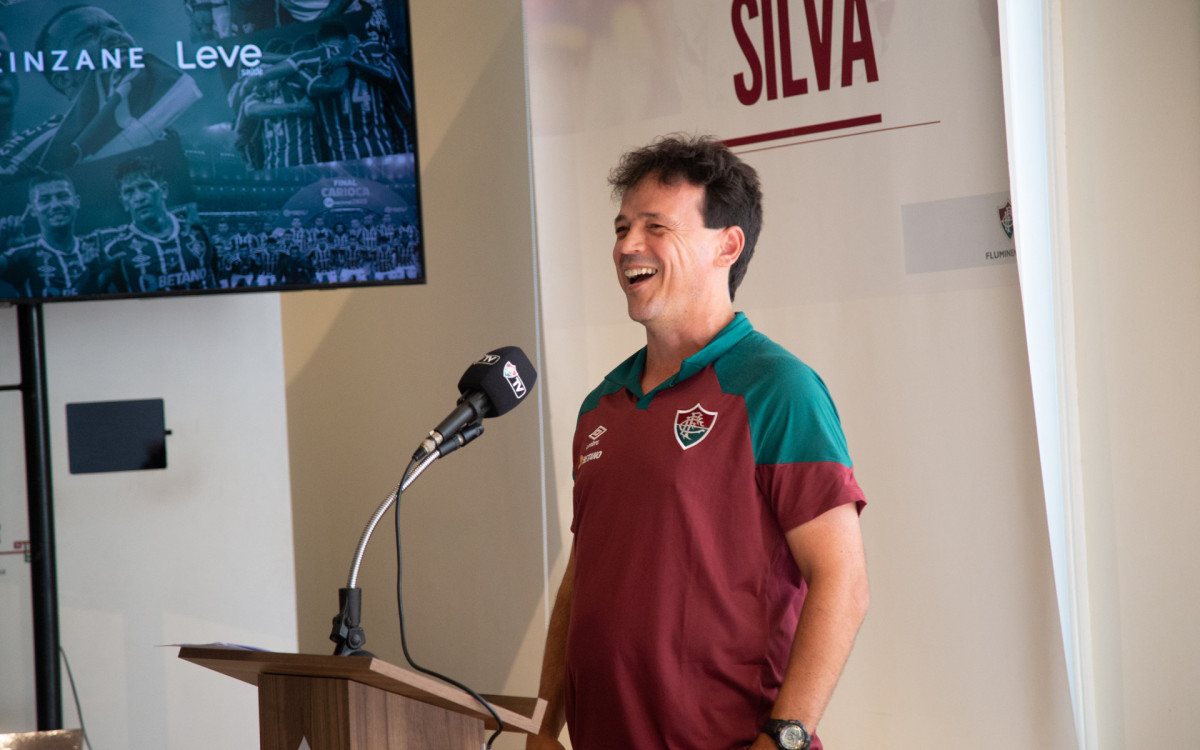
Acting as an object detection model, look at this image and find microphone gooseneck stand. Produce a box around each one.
[329,422,504,746]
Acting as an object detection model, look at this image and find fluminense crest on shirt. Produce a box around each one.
[674,404,717,450]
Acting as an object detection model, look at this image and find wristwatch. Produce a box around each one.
[761,718,811,750]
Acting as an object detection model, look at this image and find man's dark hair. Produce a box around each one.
[35,4,85,55]
[293,33,318,53]
[36,5,130,85]
[608,133,762,301]
[115,155,163,187]
[317,21,349,44]
[28,171,75,196]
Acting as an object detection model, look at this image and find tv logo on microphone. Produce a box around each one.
[503,361,527,399]
[477,354,502,365]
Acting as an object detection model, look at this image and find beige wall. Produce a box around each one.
[1061,0,1200,746]
[280,2,548,741]
[0,294,297,747]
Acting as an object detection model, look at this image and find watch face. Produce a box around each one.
[779,725,805,749]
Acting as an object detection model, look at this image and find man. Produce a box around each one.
[528,135,868,750]
[308,224,335,283]
[307,214,331,246]
[34,6,201,170]
[0,28,16,143]
[375,210,397,247]
[284,216,308,250]
[303,22,408,161]
[102,156,215,293]
[210,219,236,288]
[0,26,64,185]
[0,173,101,298]
[230,220,260,256]
[254,235,280,286]
[237,39,321,169]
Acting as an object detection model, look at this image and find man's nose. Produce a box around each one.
[617,226,644,253]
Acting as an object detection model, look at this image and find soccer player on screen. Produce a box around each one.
[34,6,201,169]
[102,157,216,293]
[0,26,65,185]
[0,29,15,143]
[303,21,409,161]
[238,39,321,169]
[0,173,102,298]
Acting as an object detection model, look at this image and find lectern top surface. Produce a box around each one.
[177,646,546,734]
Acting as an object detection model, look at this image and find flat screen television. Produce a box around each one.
[0,0,424,303]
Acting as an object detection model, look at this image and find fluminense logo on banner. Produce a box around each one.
[998,201,1014,239]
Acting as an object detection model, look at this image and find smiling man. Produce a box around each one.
[0,172,102,298]
[528,135,869,750]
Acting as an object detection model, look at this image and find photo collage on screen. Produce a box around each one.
[0,0,423,302]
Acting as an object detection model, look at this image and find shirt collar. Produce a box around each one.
[605,312,754,402]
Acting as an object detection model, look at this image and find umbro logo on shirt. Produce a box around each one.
[674,404,718,450]
[580,424,606,468]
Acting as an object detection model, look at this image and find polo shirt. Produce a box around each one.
[565,313,865,749]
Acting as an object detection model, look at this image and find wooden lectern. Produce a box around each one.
[179,646,546,749]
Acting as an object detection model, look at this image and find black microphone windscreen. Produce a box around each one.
[456,346,537,417]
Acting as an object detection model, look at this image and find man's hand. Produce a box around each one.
[525,734,566,750]
[0,212,25,246]
[748,733,776,750]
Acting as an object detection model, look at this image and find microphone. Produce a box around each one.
[412,346,536,461]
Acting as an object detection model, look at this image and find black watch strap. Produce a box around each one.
[761,718,811,750]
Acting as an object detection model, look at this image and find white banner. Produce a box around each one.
[525,1,1074,747]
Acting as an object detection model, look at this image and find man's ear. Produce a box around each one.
[714,225,744,269]
[49,71,71,96]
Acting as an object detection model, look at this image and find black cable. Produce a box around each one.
[58,646,92,750]
[393,456,505,747]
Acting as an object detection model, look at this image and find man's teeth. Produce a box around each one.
[625,268,657,282]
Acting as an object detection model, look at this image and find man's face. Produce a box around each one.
[0,31,18,123]
[118,173,168,228]
[44,8,134,98]
[612,177,737,331]
[291,217,302,229]
[217,221,229,234]
[29,180,79,233]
